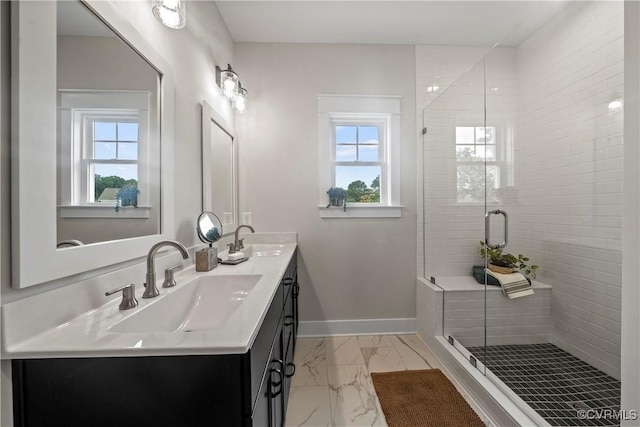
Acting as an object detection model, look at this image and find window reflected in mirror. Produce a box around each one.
[56,1,161,247]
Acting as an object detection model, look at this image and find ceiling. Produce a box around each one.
[215,1,571,47]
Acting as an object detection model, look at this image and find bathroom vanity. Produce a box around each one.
[8,245,298,427]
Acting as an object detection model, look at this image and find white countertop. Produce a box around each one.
[2,240,297,359]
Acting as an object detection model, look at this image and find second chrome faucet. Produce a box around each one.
[228,224,255,254]
[143,240,190,298]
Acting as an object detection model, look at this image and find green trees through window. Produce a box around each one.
[94,174,138,202]
[346,175,380,203]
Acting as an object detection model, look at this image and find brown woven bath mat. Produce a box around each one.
[371,369,485,427]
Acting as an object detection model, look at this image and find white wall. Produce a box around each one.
[1,2,235,424]
[0,2,10,426]
[234,43,417,323]
[514,1,624,378]
[622,1,640,421]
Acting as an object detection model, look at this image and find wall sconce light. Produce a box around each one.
[216,64,248,112]
[234,86,248,113]
[152,0,186,30]
[216,65,239,101]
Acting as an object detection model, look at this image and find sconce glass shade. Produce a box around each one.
[220,69,239,101]
[152,0,186,29]
[234,87,248,113]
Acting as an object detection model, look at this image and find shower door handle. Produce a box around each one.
[485,209,508,249]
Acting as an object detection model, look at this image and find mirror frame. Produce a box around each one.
[11,0,175,288]
[202,100,238,237]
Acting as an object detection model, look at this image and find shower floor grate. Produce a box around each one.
[466,343,621,427]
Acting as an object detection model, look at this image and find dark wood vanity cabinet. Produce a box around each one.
[12,253,299,427]
[247,253,298,427]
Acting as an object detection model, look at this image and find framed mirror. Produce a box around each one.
[11,0,175,288]
[56,1,161,246]
[202,101,238,236]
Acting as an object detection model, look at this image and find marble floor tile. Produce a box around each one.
[285,386,332,427]
[388,335,434,370]
[327,365,386,426]
[285,335,447,427]
[292,338,328,387]
[325,336,365,366]
[356,335,394,348]
[361,346,408,373]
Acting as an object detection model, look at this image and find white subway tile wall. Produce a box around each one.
[416,1,623,379]
[513,1,623,378]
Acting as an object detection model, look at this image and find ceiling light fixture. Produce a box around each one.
[152,0,186,30]
[216,64,248,112]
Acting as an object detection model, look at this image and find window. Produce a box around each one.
[318,95,402,218]
[86,118,139,204]
[333,121,385,204]
[455,126,504,204]
[58,91,151,217]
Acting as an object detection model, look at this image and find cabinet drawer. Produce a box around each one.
[248,284,283,414]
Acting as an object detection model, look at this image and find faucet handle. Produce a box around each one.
[162,265,181,288]
[227,243,236,254]
[105,284,138,310]
[237,238,245,250]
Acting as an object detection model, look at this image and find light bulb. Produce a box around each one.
[152,0,186,29]
[220,70,239,100]
[234,88,248,113]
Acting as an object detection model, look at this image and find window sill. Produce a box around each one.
[318,205,403,218]
[58,205,151,219]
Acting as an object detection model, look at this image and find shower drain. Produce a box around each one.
[568,401,590,411]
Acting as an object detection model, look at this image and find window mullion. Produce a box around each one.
[115,123,120,160]
[355,125,359,162]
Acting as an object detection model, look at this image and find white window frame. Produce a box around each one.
[331,117,388,205]
[318,94,402,218]
[58,90,151,218]
[82,112,142,204]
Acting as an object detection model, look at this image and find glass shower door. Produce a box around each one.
[421,54,490,374]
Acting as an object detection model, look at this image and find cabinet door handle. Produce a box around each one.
[283,278,293,287]
[284,315,294,326]
[270,367,283,397]
[293,282,299,297]
[285,362,296,378]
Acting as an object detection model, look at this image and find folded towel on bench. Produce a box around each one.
[485,269,534,299]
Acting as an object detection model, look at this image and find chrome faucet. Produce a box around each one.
[56,239,83,248]
[143,240,189,299]
[232,224,255,252]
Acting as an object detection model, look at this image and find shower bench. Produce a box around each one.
[417,276,552,349]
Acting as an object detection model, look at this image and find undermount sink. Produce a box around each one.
[242,244,284,257]
[109,274,262,334]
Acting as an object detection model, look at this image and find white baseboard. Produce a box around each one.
[298,318,416,337]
